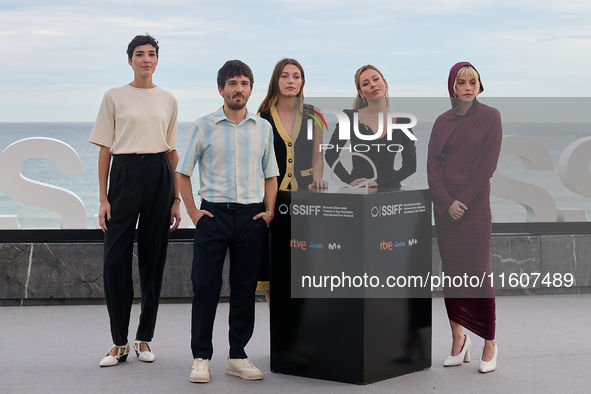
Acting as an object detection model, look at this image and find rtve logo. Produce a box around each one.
[371,204,403,217]
[290,238,306,250]
[380,241,394,250]
[380,240,407,250]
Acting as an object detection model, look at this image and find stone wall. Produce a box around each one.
[0,242,198,304]
[432,235,591,296]
[1,234,590,304]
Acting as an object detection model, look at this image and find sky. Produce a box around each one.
[1,0,591,122]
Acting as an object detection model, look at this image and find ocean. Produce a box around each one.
[0,121,589,228]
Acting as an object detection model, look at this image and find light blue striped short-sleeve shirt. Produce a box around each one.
[177,106,280,204]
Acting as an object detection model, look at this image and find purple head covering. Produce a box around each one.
[447,62,484,98]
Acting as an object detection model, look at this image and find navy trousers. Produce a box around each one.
[191,201,267,359]
[103,152,173,346]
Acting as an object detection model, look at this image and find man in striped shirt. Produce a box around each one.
[177,60,279,384]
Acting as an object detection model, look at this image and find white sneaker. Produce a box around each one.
[189,358,210,383]
[225,358,263,380]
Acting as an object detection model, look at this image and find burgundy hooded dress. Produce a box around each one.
[427,62,502,340]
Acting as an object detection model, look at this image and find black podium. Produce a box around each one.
[270,187,432,384]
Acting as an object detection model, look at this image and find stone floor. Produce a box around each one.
[1,294,590,393]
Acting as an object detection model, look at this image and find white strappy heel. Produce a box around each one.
[100,343,129,367]
[134,340,156,363]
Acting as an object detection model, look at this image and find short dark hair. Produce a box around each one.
[217,60,254,89]
[127,34,159,60]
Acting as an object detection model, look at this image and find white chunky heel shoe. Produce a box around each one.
[134,340,156,363]
[443,334,471,367]
[100,343,129,367]
[479,344,498,373]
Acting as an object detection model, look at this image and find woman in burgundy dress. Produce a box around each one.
[427,62,502,373]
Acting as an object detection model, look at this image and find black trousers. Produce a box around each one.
[103,153,173,346]
[191,201,266,359]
